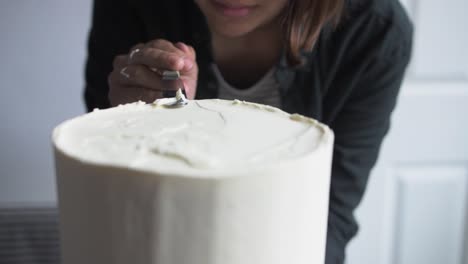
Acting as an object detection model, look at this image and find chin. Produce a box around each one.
[213,25,253,38]
[207,15,262,38]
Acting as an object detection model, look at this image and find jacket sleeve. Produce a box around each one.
[323,13,413,261]
[84,0,146,111]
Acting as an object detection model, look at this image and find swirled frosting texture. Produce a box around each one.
[53,99,332,176]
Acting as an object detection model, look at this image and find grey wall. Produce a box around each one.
[0,0,92,204]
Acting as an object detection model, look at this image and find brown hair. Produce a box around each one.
[283,0,344,66]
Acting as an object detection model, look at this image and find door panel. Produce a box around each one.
[394,165,467,264]
[345,0,468,262]
[346,83,468,264]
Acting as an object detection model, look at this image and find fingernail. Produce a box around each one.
[184,58,194,70]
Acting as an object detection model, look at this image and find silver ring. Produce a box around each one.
[129,48,140,60]
[120,67,130,79]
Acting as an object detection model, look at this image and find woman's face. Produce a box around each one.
[195,0,289,38]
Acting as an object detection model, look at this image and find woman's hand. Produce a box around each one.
[108,39,198,106]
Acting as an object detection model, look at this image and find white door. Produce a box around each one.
[346,0,468,263]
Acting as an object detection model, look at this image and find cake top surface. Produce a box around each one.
[53,99,333,177]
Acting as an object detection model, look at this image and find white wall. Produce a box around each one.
[0,0,92,204]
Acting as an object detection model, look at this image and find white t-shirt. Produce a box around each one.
[212,64,282,108]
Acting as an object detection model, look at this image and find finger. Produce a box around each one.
[126,41,181,70]
[174,42,197,73]
[129,39,194,71]
[112,54,128,70]
[174,42,190,54]
[111,64,183,93]
[175,42,196,60]
[128,47,188,71]
[144,39,188,67]
[146,39,185,56]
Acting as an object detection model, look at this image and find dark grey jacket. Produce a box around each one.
[84,0,413,262]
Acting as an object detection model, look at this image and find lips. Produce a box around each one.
[211,0,257,17]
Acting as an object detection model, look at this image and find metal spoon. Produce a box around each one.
[156,70,188,108]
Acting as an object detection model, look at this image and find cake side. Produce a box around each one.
[54,132,334,264]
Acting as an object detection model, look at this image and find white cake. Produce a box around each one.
[53,98,334,264]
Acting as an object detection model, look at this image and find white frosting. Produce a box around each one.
[151,88,188,107]
[54,99,331,176]
[175,88,185,101]
[53,99,334,264]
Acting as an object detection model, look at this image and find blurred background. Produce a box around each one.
[0,0,467,263]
